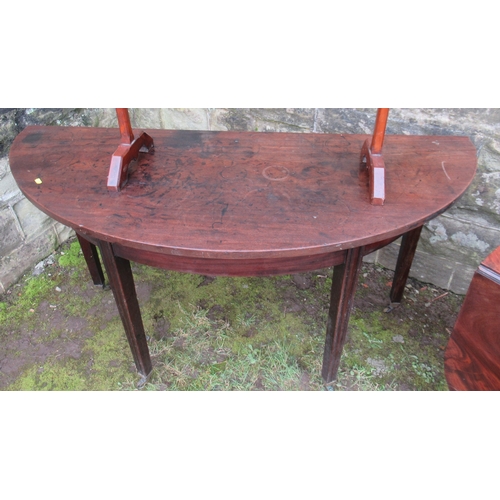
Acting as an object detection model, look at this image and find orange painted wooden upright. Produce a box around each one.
[116,108,134,144]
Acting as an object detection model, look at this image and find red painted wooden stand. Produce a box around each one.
[9,109,477,386]
[107,108,154,192]
[445,246,500,390]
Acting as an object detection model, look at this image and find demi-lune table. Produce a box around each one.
[9,120,477,386]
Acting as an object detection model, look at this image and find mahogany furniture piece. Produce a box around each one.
[445,246,500,390]
[360,108,389,205]
[8,109,477,386]
[107,108,154,192]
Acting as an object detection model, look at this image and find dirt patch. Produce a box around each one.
[0,313,93,389]
[152,313,171,341]
[292,274,313,290]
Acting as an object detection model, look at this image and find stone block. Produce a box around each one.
[0,158,21,204]
[375,239,476,295]
[362,250,378,264]
[0,109,20,157]
[12,198,53,240]
[97,108,229,133]
[0,226,59,292]
[54,222,74,244]
[158,108,212,131]
[0,206,23,255]
[419,215,499,271]
[221,108,315,133]
[129,109,162,129]
[0,168,19,203]
[125,108,209,131]
[317,108,377,134]
[83,108,119,128]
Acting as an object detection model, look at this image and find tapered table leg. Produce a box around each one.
[76,233,105,287]
[322,247,364,384]
[390,226,423,303]
[98,240,152,377]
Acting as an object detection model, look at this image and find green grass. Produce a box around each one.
[58,241,83,268]
[140,306,320,391]
[9,360,88,391]
[339,312,448,391]
[0,274,61,333]
[0,301,7,323]
[2,237,457,391]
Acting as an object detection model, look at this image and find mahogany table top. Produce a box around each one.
[9,126,477,265]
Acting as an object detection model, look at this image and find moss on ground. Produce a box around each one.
[1,237,461,391]
[341,313,448,391]
[10,361,88,391]
[58,241,83,268]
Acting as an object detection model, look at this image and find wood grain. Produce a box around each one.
[9,127,477,267]
[482,246,500,275]
[322,246,364,382]
[76,233,105,286]
[99,240,152,377]
[445,246,500,390]
[390,226,423,303]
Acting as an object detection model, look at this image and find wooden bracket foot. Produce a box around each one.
[361,108,389,206]
[361,139,385,205]
[107,108,154,192]
[107,132,154,191]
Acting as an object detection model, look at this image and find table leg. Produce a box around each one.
[390,226,423,303]
[322,247,364,384]
[98,240,153,378]
[76,233,105,287]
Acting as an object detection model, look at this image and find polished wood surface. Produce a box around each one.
[9,124,477,385]
[99,240,152,376]
[482,246,500,275]
[361,107,389,205]
[76,233,105,287]
[390,226,423,304]
[445,246,500,390]
[112,107,390,204]
[10,127,476,268]
[107,109,154,192]
[322,246,364,381]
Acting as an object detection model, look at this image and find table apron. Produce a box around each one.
[73,233,401,278]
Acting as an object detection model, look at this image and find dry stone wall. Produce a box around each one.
[1,108,498,294]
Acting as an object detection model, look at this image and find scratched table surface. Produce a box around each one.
[10,126,477,272]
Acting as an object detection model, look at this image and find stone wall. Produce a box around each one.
[0,109,115,293]
[1,108,498,294]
